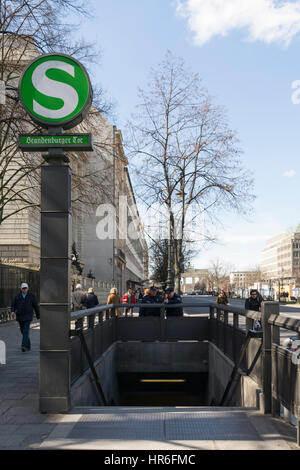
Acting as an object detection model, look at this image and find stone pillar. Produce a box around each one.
[39,152,72,413]
[261,301,279,414]
[271,321,281,417]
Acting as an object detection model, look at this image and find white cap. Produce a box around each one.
[75,283,82,289]
[21,282,29,289]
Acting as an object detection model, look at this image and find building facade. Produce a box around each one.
[229,271,261,291]
[0,37,148,294]
[181,268,210,293]
[260,226,300,299]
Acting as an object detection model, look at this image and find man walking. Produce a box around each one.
[71,283,86,311]
[11,283,40,352]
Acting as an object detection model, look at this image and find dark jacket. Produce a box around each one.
[216,294,228,305]
[11,291,40,322]
[139,293,163,317]
[71,289,86,311]
[84,293,99,309]
[165,293,183,316]
[245,297,262,312]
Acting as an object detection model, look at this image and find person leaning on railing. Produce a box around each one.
[245,289,263,330]
[107,287,121,317]
[216,290,229,320]
[216,290,229,306]
[139,286,163,317]
[164,287,183,317]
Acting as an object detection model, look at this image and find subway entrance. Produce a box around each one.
[117,372,208,406]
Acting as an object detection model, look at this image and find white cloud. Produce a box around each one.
[283,169,296,177]
[176,0,300,46]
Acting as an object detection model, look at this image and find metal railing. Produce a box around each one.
[69,302,210,386]
[268,312,300,444]
[209,301,300,445]
[0,307,13,323]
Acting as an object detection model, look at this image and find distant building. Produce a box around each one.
[260,225,300,299]
[229,271,261,291]
[181,268,210,293]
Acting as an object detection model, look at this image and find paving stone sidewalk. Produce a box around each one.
[0,322,63,449]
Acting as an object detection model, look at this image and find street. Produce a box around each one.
[182,295,300,344]
[183,295,300,319]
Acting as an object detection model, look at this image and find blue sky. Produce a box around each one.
[74,0,300,270]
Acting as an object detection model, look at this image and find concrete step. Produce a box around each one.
[40,406,294,450]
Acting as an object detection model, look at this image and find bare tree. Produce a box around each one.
[126,52,255,292]
[207,259,233,292]
[0,0,114,226]
[149,236,195,286]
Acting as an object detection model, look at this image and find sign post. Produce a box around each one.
[19,53,93,413]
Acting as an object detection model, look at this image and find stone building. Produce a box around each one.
[229,271,261,291]
[181,268,210,293]
[0,36,148,292]
[260,225,300,299]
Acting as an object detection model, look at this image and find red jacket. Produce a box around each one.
[121,293,136,304]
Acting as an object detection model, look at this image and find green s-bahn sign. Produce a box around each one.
[19,53,92,129]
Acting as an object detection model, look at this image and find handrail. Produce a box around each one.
[70,301,265,322]
[219,329,263,406]
[70,302,214,321]
[268,314,300,333]
[70,327,107,406]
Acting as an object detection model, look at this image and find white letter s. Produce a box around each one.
[32,61,79,119]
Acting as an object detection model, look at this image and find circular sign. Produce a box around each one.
[18,53,93,129]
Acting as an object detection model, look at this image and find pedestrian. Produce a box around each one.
[11,282,40,352]
[138,289,144,301]
[216,290,229,305]
[245,289,263,329]
[107,287,121,317]
[164,287,183,317]
[121,288,136,316]
[71,283,86,311]
[216,290,229,321]
[84,287,99,309]
[139,286,163,317]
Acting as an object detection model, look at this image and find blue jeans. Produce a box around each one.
[18,321,31,350]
